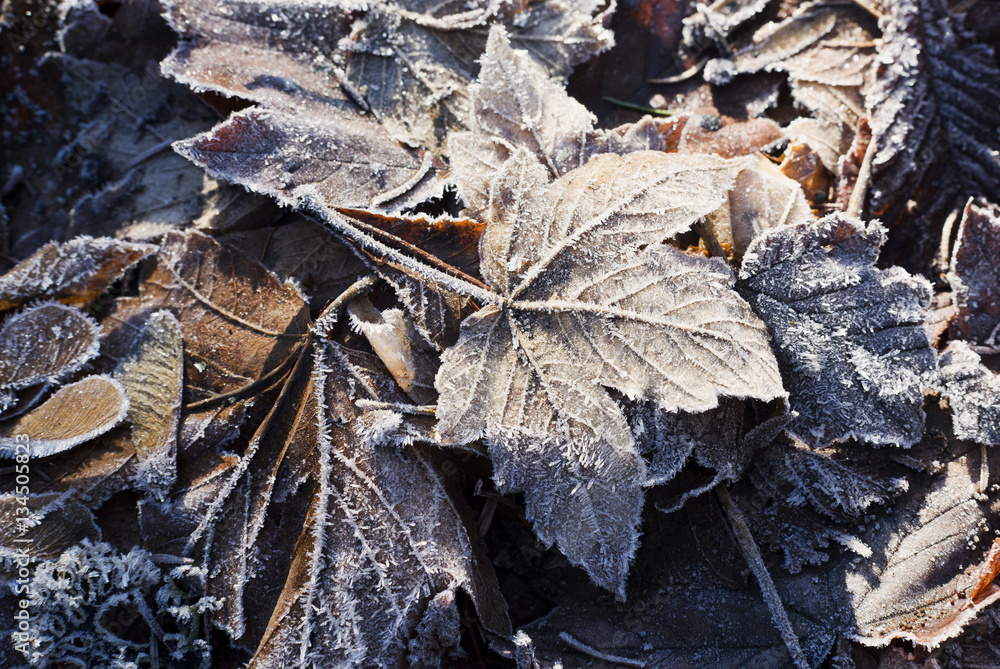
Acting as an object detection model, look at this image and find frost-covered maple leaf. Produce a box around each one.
[434,148,784,595]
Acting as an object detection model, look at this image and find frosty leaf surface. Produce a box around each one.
[939,342,1000,446]
[0,236,155,311]
[0,302,100,390]
[947,198,1000,344]
[248,339,508,668]
[0,376,129,458]
[866,0,1000,249]
[0,493,100,561]
[753,441,908,521]
[435,149,784,594]
[115,310,183,500]
[739,213,937,447]
[164,0,611,211]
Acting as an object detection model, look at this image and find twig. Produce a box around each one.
[354,399,437,415]
[601,96,674,117]
[124,138,176,170]
[846,134,877,218]
[649,59,707,85]
[715,483,811,669]
[558,632,646,668]
[982,443,990,495]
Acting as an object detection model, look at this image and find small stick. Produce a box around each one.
[981,443,990,495]
[649,59,707,85]
[715,483,811,669]
[601,96,674,117]
[846,134,877,218]
[124,138,176,170]
[354,399,437,415]
[314,275,382,337]
[558,632,646,668]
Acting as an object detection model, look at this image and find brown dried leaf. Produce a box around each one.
[248,339,509,668]
[0,236,154,311]
[0,493,100,561]
[947,198,1000,345]
[115,310,183,500]
[137,230,310,450]
[218,216,367,311]
[0,302,100,390]
[0,376,129,458]
[436,149,784,594]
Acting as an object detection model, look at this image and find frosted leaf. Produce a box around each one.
[115,310,183,501]
[0,236,154,312]
[436,149,785,594]
[164,0,611,209]
[703,155,815,262]
[636,398,790,514]
[939,341,1000,446]
[246,340,509,668]
[739,213,938,447]
[0,492,99,560]
[330,207,485,350]
[753,441,908,520]
[947,198,1000,344]
[866,0,1000,230]
[0,376,129,458]
[846,442,1000,647]
[0,302,100,390]
[174,108,446,214]
[449,27,697,218]
[135,230,311,455]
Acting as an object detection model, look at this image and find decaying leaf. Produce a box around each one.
[0,493,100,561]
[0,376,129,458]
[753,441,909,521]
[947,198,1000,344]
[436,148,784,594]
[522,440,1000,666]
[866,0,1000,270]
[122,231,506,661]
[739,213,937,447]
[0,236,155,311]
[938,341,1000,446]
[165,0,612,212]
[248,339,509,668]
[115,310,183,500]
[0,302,100,390]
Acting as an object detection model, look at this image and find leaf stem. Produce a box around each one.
[715,483,811,669]
[558,632,646,668]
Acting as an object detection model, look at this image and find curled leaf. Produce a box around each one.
[115,310,183,500]
[947,198,1000,344]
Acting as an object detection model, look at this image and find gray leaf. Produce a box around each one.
[939,341,1000,446]
[739,213,938,447]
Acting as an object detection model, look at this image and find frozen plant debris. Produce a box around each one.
[739,213,938,447]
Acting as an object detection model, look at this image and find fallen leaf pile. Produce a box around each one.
[2,0,1000,667]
